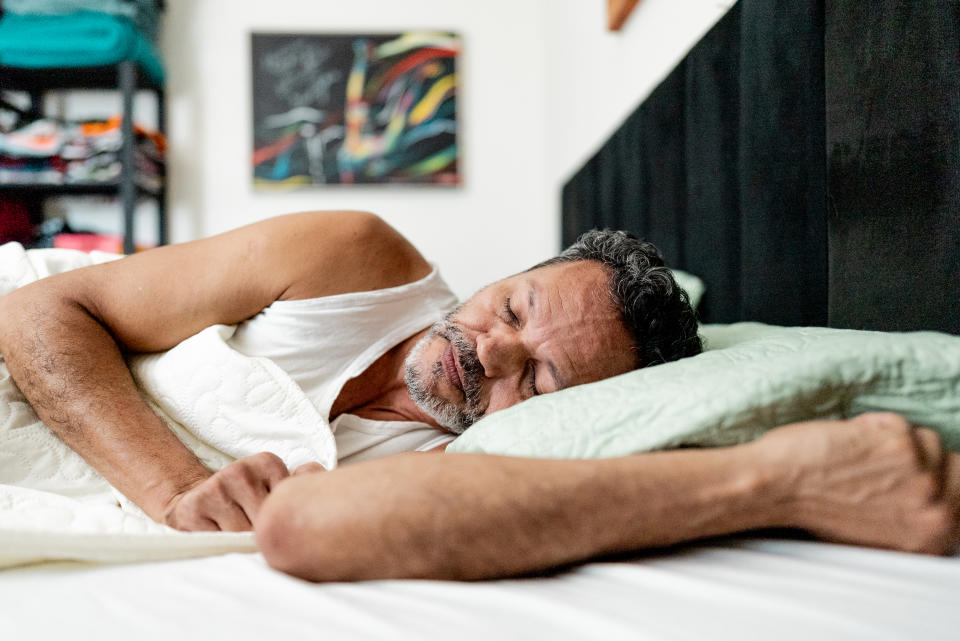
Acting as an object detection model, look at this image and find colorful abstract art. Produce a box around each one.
[251,31,460,187]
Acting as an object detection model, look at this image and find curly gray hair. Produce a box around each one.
[531,230,702,369]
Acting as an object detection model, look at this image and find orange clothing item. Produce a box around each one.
[79,116,166,152]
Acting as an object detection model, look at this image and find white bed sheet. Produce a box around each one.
[1,536,958,641]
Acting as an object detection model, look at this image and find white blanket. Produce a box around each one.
[0,242,337,568]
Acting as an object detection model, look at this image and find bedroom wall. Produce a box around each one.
[542,0,737,195]
[157,0,738,298]
[54,0,735,298]
[157,0,552,300]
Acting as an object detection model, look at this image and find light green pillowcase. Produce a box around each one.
[448,323,960,457]
[670,269,705,309]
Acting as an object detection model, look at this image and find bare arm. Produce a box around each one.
[0,211,429,528]
[255,413,960,581]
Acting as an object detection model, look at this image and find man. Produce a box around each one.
[0,211,956,580]
[0,210,697,529]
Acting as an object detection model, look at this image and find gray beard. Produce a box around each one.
[403,316,484,434]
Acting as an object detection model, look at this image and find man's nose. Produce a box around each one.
[475,329,526,378]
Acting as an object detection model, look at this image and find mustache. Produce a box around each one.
[438,319,484,414]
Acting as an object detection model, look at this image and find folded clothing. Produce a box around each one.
[0,11,164,85]
[0,116,164,188]
[3,0,163,44]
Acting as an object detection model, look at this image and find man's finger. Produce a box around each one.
[168,486,236,532]
[173,512,219,532]
[293,462,326,476]
[208,498,254,532]
[911,428,947,494]
[217,453,291,525]
[249,451,291,490]
[213,466,268,528]
[943,453,960,553]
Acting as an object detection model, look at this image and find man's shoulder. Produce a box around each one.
[261,211,433,301]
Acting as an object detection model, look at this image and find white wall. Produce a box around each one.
[59,0,735,299]
[542,0,736,191]
[157,0,736,298]
[161,0,551,299]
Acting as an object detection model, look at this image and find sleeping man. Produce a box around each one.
[0,210,957,581]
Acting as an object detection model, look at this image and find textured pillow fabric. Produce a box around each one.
[448,323,960,457]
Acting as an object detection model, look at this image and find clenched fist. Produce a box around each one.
[757,412,960,555]
[163,452,292,531]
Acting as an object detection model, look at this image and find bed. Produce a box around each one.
[2,0,960,638]
[2,537,957,641]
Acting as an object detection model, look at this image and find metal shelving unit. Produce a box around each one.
[0,60,167,253]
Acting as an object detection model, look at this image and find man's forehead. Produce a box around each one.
[523,260,613,306]
[472,259,606,302]
[524,262,633,385]
[513,260,609,293]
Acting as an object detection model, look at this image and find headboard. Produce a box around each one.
[561,0,960,335]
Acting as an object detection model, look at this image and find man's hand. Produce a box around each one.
[756,412,960,554]
[164,452,291,531]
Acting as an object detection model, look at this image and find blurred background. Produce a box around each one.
[0,0,736,299]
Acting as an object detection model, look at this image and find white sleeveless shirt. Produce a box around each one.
[227,266,460,464]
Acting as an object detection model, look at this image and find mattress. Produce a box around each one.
[1,536,957,641]
[2,245,958,637]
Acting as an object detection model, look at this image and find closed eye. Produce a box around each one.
[526,362,540,397]
[503,297,520,327]
[504,298,538,395]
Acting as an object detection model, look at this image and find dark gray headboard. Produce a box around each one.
[561,0,960,335]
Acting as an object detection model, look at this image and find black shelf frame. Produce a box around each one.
[0,60,167,253]
[0,181,163,198]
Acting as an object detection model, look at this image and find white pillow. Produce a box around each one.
[448,323,960,457]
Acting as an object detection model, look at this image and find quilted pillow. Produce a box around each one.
[670,269,705,309]
[448,323,960,457]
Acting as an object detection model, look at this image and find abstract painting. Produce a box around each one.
[252,31,460,187]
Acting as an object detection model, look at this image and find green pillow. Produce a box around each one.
[670,269,705,309]
[448,323,960,457]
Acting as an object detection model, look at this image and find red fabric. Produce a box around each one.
[0,200,34,245]
[53,233,124,253]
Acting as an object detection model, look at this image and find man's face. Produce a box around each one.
[404,260,636,433]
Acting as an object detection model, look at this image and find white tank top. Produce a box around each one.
[227,265,459,464]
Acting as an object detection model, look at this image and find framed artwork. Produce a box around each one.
[251,31,460,187]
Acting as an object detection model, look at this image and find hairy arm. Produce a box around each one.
[0,211,429,528]
[256,413,960,581]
